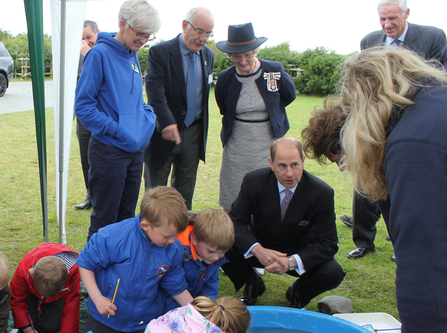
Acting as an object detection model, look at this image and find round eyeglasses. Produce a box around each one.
[128,24,156,41]
[187,21,214,39]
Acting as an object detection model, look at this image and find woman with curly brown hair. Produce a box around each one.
[301,96,347,170]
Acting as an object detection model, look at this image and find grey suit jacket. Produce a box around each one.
[360,22,447,60]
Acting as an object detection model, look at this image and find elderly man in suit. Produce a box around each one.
[144,7,214,210]
[361,0,446,59]
[343,0,447,260]
[74,20,100,211]
[222,137,346,308]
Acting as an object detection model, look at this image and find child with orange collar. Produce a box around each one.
[164,209,234,312]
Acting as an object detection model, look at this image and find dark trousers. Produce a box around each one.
[76,118,92,191]
[82,316,145,333]
[87,137,144,240]
[352,190,382,249]
[222,246,346,307]
[21,294,64,332]
[144,120,202,210]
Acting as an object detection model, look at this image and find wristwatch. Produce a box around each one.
[288,256,296,271]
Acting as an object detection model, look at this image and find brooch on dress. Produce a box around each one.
[264,72,281,92]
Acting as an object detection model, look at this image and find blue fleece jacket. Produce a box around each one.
[75,32,156,153]
[77,215,188,332]
[163,224,228,313]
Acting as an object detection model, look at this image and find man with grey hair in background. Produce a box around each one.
[342,0,447,261]
[143,7,215,210]
[74,20,100,211]
[361,0,446,59]
[75,0,160,241]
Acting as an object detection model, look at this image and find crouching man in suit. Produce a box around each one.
[222,137,345,308]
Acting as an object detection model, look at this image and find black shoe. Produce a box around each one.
[391,253,396,262]
[285,283,306,309]
[240,278,266,306]
[75,194,92,210]
[347,246,375,259]
[386,235,391,241]
[340,214,353,228]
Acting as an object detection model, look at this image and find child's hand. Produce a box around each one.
[23,327,38,333]
[94,295,118,316]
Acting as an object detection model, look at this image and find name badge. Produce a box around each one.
[208,73,214,85]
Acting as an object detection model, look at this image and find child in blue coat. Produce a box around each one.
[164,209,234,312]
[77,186,193,333]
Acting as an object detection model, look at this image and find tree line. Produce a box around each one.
[1,29,355,95]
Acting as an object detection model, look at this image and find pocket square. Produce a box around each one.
[299,220,310,226]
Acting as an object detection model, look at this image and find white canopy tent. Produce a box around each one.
[50,0,88,243]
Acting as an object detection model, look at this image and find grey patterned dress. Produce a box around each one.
[219,67,275,210]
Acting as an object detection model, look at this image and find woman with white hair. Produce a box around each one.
[340,46,447,333]
[75,0,161,241]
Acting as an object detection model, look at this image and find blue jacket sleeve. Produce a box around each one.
[76,229,115,271]
[278,64,296,107]
[75,51,119,138]
[196,269,219,300]
[159,241,188,296]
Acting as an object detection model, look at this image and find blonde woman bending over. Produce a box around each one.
[340,46,447,333]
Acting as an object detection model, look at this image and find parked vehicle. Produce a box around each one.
[0,42,14,97]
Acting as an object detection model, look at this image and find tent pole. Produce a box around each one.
[58,0,67,244]
[23,0,49,242]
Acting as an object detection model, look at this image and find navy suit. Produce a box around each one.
[361,22,447,60]
[222,168,345,306]
[144,35,214,209]
[215,59,296,146]
[379,84,447,332]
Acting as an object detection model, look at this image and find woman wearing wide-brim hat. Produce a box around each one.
[215,22,296,213]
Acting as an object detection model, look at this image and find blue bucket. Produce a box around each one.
[248,306,371,332]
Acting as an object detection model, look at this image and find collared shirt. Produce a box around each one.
[278,181,297,202]
[385,22,409,46]
[244,181,306,276]
[178,34,203,120]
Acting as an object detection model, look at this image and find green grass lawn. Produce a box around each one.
[0,87,398,319]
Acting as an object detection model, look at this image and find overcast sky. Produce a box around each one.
[2,0,447,55]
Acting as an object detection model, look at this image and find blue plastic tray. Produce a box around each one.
[248,306,371,333]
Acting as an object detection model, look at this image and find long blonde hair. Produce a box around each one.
[340,47,447,200]
[192,296,251,333]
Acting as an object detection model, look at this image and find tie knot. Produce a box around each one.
[189,51,195,60]
[283,189,291,200]
[394,39,401,45]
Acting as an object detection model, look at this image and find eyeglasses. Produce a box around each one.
[231,53,255,61]
[128,24,156,41]
[187,21,214,38]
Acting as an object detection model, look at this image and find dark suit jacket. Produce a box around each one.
[144,35,214,168]
[229,167,338,273]
[215,59,296,147]
[360,22,447,60]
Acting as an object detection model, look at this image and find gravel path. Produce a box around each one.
[0,80,54,114]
